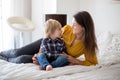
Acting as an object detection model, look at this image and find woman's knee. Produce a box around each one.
[18,39,43,55]
[18,55,33,63]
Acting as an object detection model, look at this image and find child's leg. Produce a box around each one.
[51,55,69,68]
[37,53,52,70]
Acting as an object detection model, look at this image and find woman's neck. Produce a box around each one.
[71,34,82,46]
[71,33,84,46]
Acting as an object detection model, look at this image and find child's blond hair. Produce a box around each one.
[45,19,62,37]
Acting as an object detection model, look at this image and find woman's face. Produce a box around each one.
[72,18,84,35]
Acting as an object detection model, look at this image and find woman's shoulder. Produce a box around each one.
[62,25,73,34]
[62,25,72,30]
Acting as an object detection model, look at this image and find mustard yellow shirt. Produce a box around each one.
[61,25,98,66]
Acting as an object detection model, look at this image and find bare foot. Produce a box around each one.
[46,65,53,71]
[38,66,43,70]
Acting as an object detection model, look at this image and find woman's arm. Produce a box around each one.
[61,52,83,65]
[83,51,98,66]
[62,52,98,66]
[67,55,83,65]
[68,54,98,66]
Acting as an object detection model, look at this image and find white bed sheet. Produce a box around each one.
[0,59,120,80]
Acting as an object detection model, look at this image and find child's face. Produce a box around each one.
[53,26,62,38]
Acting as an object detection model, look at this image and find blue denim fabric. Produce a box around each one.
[0,39,43,63]
[8,55,33,63]
[37,53,68,69]
[37,53,50,69]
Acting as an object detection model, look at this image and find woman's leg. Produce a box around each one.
[0,38,42,63]
[51,55,69,68]
[14,38,43,56]
[8,55,33,63]
[0,49,18,58]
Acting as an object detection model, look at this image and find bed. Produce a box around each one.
[0,31,120,80]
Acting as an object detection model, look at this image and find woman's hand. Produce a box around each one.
[67,56,81,65]
[61,52,69,57]
[32,54,38,64]
[61,52,82,65]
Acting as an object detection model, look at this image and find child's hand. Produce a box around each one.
[32,54,38,64]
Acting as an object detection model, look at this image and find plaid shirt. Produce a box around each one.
[40,38,66,58]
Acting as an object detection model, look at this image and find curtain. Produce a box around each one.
[0,0,2,51]
[0,0,31,51]
[0,0,14,51]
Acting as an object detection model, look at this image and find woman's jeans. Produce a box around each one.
[0,39,42,63]
[37,53,69,69]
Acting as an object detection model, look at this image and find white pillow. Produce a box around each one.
[107,35,120,53]
[98,33,120,66]
[97,31,112,51]
[97,31,112,65]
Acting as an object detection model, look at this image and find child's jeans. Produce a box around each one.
[37,53,69,69]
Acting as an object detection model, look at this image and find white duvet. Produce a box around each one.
[0,59,120,80]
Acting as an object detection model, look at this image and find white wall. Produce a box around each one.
[43,0,57,14]
[32,0,44,41]
[57,0,80,25]
[79,0,120,34]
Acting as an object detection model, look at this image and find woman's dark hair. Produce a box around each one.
[73,11,98,56]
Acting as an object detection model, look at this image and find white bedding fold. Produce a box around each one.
[0,59,100,80]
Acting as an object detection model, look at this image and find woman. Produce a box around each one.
[33,11,98,66]
[0,11,98,66]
